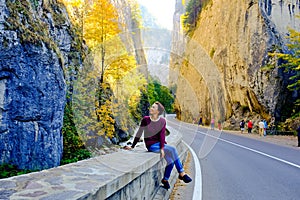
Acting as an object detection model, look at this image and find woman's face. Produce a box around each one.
[149,103,159,115]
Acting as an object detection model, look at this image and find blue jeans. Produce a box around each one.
[148,142,184,181]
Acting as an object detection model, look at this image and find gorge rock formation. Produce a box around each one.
[139,5,172,86]
[0,0,147,169]
[0,0,81,170]
[170,0,299,127]
[113,0,147,77]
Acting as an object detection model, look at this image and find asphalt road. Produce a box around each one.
[166,116,300,200]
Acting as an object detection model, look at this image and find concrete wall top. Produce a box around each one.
[0,126,183,200]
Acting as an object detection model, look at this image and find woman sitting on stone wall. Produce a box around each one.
[124,101,192,189]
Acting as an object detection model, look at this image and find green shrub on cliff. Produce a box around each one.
[61,102,91,165]
[269,28,300,117]
[181,0,211,35]
[278,29,300,94]
[0,164,35,179]
[264,27,300,128]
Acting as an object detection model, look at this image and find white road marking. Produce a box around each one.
[183,141,203,200]
[167,116,300,200]
[174,119,300,169]
[208,133,300,169]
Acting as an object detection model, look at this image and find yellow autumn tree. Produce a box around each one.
[111,68,147,134]
[61,0,139,83]
[61,0,143,145]
[83,0,140,141]
[61,0,125,82]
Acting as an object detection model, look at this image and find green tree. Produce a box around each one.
[181,0,210,34]
[61,102,91,164]
[270,28,300,104]
[148,79,175,113]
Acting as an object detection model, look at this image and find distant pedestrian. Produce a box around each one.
[297,125,300,147]
[240,120,245,133]
[218,119,222,130]
[211,118,215,130]
[198,117,203,126]
[259,120,264,136]
[247,120,253,133]
[263,120,268,136]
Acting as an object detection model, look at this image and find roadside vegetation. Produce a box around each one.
[1,0,175,178]
[264,25,300,132]
[181,0,211,35]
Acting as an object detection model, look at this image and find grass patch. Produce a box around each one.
[0,163,36,179]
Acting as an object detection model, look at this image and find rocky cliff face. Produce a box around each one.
[0,0,81,170]
[170,0,298,126]
[137,5,172,86]
[112,0,148,77]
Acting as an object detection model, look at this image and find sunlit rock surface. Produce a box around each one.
[170,0,299,125]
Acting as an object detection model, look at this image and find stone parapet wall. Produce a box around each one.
[0,126,188,200]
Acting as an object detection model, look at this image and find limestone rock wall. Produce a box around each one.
[113,0,148,77]
[171,0,295,125]
[0,0,81,170]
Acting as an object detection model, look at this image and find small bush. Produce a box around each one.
[240,105,250,114]
[0,163,35,179]
[60,149,91,165]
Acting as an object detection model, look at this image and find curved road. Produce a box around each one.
[166,115,300,200]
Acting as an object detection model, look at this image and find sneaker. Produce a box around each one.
[178,174,192,183]
[161,179,170,190]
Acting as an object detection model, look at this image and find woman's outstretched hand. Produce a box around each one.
[124,146,132,150]
[160,149,165,159]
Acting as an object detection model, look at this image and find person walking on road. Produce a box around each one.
[297,125,300,147]
[247,120,253,133]
[218,119,222,130]
[240,120,245,134]
[211,118,215,130]
[124,101,192,189]
[198,117,203,126]
[259,120,265,136]
[263,119,268,136]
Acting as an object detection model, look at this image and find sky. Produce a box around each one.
[137,0,176,30]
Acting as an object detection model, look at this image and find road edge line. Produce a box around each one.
[197,130,300,170]
[183,141,202,200]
